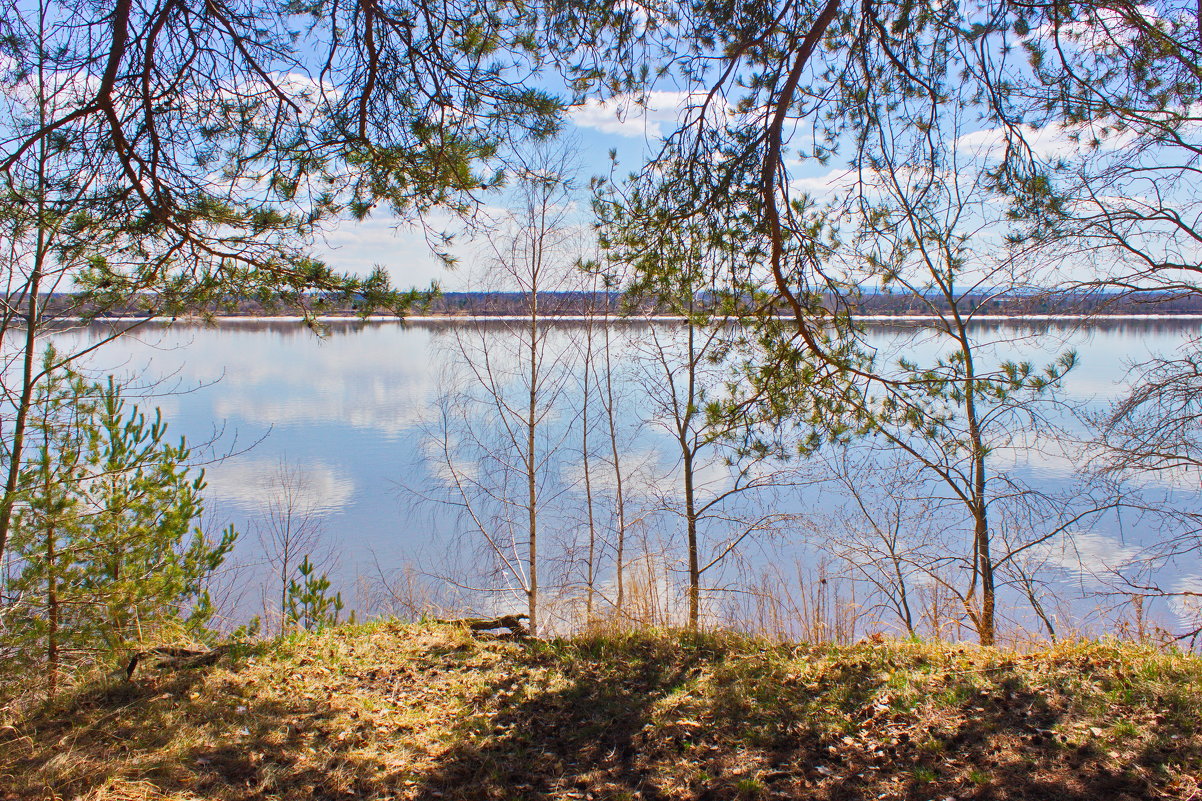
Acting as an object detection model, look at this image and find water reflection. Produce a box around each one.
[41,318,1202,635]
[204,456,355,515]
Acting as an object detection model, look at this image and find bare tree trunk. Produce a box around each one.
[602,320,627,617]
[42,414,58,697]
[580,295,598,622]
[891,549,916,635]
[959,321,995,646]
[254,459,329,635]
[0,0,53,569]
[46,520,58,697]
[526,281,539,635]
[1019,568,1057,643]
[684,446,699,629]
[682,319,700,629]
[972,501,995,646]
[0,264,43,567]
[0,123,48,569]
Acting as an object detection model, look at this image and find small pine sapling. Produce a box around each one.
[285,554,347,632]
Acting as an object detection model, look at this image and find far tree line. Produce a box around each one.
[23,288,1202,320]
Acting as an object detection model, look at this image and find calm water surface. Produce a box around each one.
[47,318,1202,629]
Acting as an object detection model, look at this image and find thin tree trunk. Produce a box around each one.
[527,284,539,635]
[682,319,700,629]
[602,320,627,617]
[890,550,915,635]
[581,303,598,622]
[0,152,48,569]
[960,327,995,646]
[684,447,699,628]
[42,413,58,697]
[46,520,58,697]
[0,266,43,568]
[1,0,50,571]
[279,543,291,635]
[973,502,995,645]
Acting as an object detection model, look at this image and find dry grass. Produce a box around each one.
[2,623,1201,800]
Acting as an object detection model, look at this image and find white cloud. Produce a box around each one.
[1168,573,1202,628]
[421,435,480,486]
[51,322,448,438]
[561,444,744,507]
[1024,4,1161,53]
[204,457,355,514]
[1028,530,1138,582]
[789,167,862,197]
[954,122,1136,162]
[561,446,662,498]
[571,91,725,139]
[312,214,457,288]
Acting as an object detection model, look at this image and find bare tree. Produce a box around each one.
[253,458,336,635]
[417,143,585,635]
[1072,349,1202,644]
[597,291,634,620]
[798,104,1116,645]
[566,270,615,623]
[820,448,932,637]
[593,183,818,628]
[631,314,805,630]
[1100,350,1202,477]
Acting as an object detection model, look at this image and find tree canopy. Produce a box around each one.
[0,0,655,307]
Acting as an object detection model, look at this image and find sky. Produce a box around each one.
[311,88,1181,294]
[309,88,867,292]
[308,94,675,292]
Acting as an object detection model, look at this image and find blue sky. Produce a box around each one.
[310,88,859,291]
[310,92,698,291]
[309,82,1198,294]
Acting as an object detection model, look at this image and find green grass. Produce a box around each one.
[2,624,1201,800]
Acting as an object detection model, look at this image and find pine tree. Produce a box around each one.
[4,354,236,693]
[284,555,346,633]
[5,350,95,693]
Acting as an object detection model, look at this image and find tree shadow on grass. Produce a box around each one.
[3,635,1197,801]
[2,647,395,801]
[403,634,708,800]
[407,642,1193,801]
[406,635,883,800]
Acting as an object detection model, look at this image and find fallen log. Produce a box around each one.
[434,614,530,636]
[125,644,234,679]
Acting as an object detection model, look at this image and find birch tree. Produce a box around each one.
[421,144,582,635]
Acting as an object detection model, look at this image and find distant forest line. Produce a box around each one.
[35,289,1202,319]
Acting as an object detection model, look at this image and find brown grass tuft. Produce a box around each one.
[2,624,1200,800]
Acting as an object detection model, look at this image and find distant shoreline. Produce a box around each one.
[60,313,1202,324]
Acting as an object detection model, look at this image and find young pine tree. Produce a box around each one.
[4,354,236,693]
[5,353,96,694]
[284,555,346,632]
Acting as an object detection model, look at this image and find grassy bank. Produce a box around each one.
[2,623,1200,800]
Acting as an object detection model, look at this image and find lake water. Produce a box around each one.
[46,317,1202,639]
